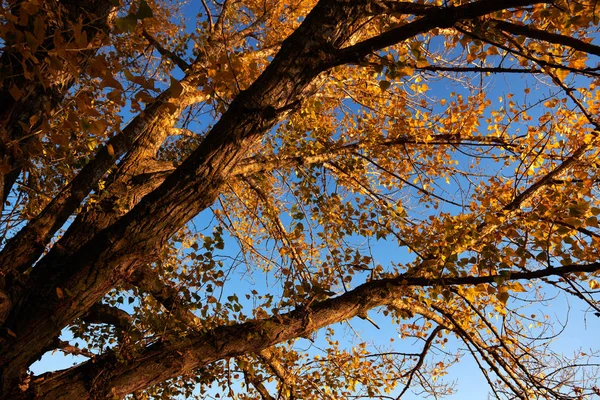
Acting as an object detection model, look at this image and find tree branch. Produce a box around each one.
[396,326,442,398]
[234,134,514,176]
[0,87,177,279]
[128,267,202,330]
[238,357,275,400]
[25,260,600,398]
[142,30,191,72]
[332,0,548,67]
[258,348,298,396]
[53,340,96,359]
[81,303,137,334]
[491,19,600,57]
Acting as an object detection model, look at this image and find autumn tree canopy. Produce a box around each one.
[2,0,600,398]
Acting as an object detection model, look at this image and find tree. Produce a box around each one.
[1,0,600,398]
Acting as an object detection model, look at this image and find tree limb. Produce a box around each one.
[332,0,548,67]
[81,303,137,335]
[22,260,600,398]
[142,30,191,71]
[491,19,600,57]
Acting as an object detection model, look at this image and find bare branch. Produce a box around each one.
[396,326,443,398]
[142,30,191,71]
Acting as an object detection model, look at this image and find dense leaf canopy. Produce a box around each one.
[1,0,600,398]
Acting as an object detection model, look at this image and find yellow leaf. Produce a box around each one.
[398,65,414,77]
[555,68,569,81]
[508,282,527,293]
[9,85,24,101]
[170,76,184,98]
[56,287,64,299]
[379,80,391,91]
[497,291,509,305]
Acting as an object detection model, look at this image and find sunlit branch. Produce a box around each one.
[30,258,600,398]
[0,29,213,281]
[257,348,298,398]
[0,85,179,278]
